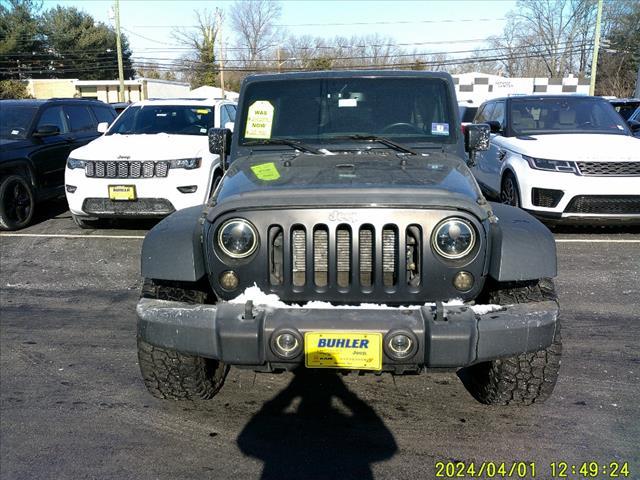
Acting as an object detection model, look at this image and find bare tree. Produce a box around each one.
[230,0,282,70]
[173,9,220,88]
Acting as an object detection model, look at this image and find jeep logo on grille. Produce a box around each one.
[328,210,357,223]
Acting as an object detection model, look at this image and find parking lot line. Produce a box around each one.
[0,233,145,239]
[1,233,639,243]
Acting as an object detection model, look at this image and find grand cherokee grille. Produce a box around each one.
[565,196,640,214]
[576,161,640,176]
[84,161,169,178]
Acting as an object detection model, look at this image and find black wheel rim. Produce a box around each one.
[3,180,32,224]
[501,176,519,206]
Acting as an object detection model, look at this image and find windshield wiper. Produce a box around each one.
[332,134,419,155]
[243,138,323,155]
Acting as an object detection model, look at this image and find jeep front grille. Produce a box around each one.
[576,161,640,176]
[269,223,421,292]
[84,160,170,178]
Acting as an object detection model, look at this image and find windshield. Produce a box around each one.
[106,105,214,136]
[238,77,456,146]
[509,97,629,136]
[0,105,37,140]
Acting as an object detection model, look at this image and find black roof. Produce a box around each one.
[242,69,454,84]
[0,98,109,107]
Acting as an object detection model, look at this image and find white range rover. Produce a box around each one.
[470,95,640,224]
[65,98,237,227]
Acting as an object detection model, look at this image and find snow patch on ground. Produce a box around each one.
[229,284,502,314]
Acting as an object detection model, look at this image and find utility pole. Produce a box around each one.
[114,0,125,102]
[589,0,603,96]
[635,64,640,99]
[277,47,281,73]
[217,11,225,97]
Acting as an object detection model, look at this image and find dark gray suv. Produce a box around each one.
[136,71,561,407]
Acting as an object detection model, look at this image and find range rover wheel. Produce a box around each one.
[500,172,520,207]
[0,175,35,231]
[465,278,562,406]
[137,279,228,400]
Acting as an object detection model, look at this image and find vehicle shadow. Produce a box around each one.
[29,197,70,227]
[237,370,398,480]
[547,223,640,235]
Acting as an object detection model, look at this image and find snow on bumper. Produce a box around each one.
[136,297,559,371]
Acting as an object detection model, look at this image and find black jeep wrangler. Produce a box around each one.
[137,71,561,406]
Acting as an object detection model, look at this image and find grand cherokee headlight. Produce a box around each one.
[217,219,258,258]
[169,158,201,170]
[523,155,577,173]
[66,157,86,169]
[432,218,476,260]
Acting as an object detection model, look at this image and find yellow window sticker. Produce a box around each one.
[251,162,280,181]
[195,109,209,114]
[245,101,274,139]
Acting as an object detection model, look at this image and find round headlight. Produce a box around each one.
[217,219,258,258]
[432,218,476,259]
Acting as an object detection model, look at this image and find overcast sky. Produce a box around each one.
[44,0,517,62]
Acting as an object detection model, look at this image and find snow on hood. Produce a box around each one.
[69,132,208,160]
[229,284,502,315]
[503,133,640,162]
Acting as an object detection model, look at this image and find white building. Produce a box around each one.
[453,72,591,105]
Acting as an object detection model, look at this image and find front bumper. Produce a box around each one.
[136,299,559,372]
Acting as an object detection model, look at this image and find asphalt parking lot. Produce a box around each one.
[1,200,639,480]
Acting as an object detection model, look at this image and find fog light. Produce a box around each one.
[384,330,418,360]
[66,184,77,193]
[177,185,198,193]
[270,329,303,359]
[219,271,239,291]
[453,271,474,291]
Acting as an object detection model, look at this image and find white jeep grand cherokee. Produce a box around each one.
[471,95,640,224]
[65,98,237,227]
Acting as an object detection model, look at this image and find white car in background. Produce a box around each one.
[471,95,640,224]
[65,98,237,227]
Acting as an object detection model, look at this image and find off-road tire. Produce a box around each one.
[0,175,35,231]
[467,278,561,406]
[137,279,227,400]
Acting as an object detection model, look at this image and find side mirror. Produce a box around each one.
[208,127,232,172]
[224,121,235,133]
[627,120,640,132]
[32,125,60,137]
[464,123,491,167]
[97,122,109,133]
[486,120,502,134]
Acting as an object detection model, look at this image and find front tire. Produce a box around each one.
[137,279,228,400]
[466,278,562,406]
[500,171,520,207]
[0,175,35,231]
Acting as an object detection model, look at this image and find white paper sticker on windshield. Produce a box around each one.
[431,123,450,136]
[245,101,274,139]
[11,130,19,135]
[338,98,357,108]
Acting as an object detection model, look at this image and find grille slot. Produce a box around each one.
[577,161,640,176]
[336,227,351,288]
[382,227,397,287]
[291,228,306,287]
[406,226,421,287]
[313,227,329,287]
[269,227,284,286]
[359,227,373,287]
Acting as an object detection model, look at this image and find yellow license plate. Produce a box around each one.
[108,185,136,201]
[304,331,382,371]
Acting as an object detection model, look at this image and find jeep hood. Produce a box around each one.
[69,133,209,160]
[212,152,488,219]
[502,133,640,162]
